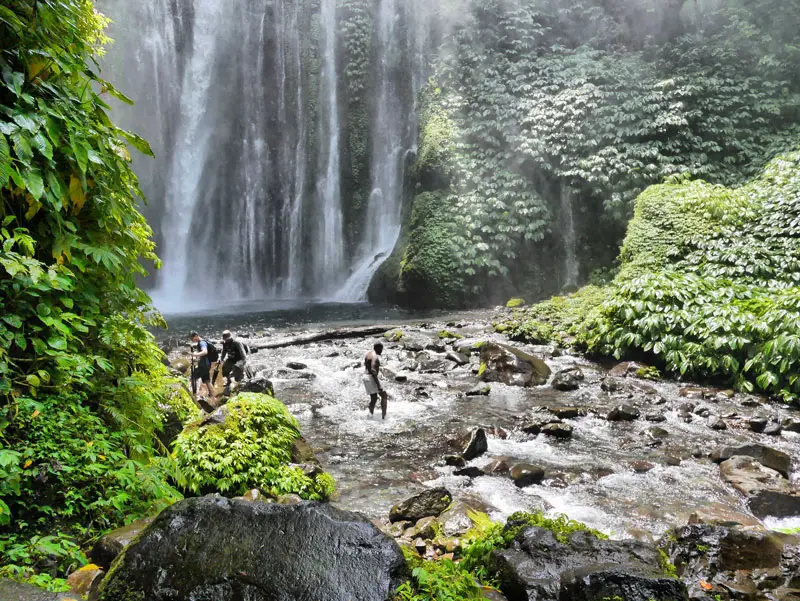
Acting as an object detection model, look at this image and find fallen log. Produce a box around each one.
[251,325,400,351]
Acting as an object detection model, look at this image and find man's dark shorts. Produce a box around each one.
[193,364,210,384]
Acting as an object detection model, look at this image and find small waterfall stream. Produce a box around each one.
[560,185,580,289]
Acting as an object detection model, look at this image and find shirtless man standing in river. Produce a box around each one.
[363,342,388,419]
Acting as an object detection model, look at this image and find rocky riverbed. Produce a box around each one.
[162,306,800,541]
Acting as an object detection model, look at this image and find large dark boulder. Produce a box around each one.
[237,377,275,396]
[480,342,550,387]
[96,497,406,601]
[389,487,452,523]
[490,528,688,601]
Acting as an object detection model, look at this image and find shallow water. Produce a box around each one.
[162,304,800,540]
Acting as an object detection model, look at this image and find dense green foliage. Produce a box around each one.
[173,393,335,500]
[0,0,184,583]
[384,0,800,306]
[505,150,800,402]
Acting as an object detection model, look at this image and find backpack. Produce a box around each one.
[204,340,220,363]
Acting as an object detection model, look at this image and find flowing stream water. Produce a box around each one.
[163,305,800,539]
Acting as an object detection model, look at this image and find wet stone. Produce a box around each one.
[630,460,655,473]
[510,464,545,487]
[764,422,783,436]
[547,406,582,419]
[390,488,453,523]
[601,377,627,393]
[782,418,800,433]
[425,342,447,353]
[485,458,511,475]
[455,466,485,478]
[708,416,728,430]
[446,351,470,365]
[694,406,711,417]
[462,428,489,461]
[645,412,666,423]
[679,386,707,399]
[551,367,584,391]
[466,385,491,396]
[645,427,669,440]
[714,443,791,477]
[607,404,640,421]
[541,422,573,439]
[286,361,307,370]
[444,455,466,468]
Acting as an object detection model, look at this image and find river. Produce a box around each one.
[160,302,800,541]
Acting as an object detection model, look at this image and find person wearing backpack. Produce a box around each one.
[190,330,218,406]
[220,330,250,391]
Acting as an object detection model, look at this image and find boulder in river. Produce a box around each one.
[713,443,790,477]
[719,456,800,519]
[462,427,489,460]
[95,497,406,601]
[237,376,275,396]
[446,350,470,365]
[606,404,640,421]
[479,342,550,387]
[510,464,545,487]
[540,422,573,438]
[551,367,584,391]
[491,527,688,601]
[389,487,453,523]
[419,358,448,373]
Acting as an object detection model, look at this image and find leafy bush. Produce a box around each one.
[1,0,185,578]
[395,550,487,601]
[585,151,800,402]
[173,393,335,500]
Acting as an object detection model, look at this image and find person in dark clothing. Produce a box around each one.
[363,342,388,419]
[220,330,249,389]
[189,331,216,404]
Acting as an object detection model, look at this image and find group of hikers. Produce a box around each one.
[187,331,390,418]
[189,330,251,405]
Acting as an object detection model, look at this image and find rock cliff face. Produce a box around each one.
[96,496,407,601]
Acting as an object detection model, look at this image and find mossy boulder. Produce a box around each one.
[173,393,334,500]
[479,342,551,387]
[506,297,526,308]
[96,497,407,601]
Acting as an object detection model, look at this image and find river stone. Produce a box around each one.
[389,488,453,523]
[419,358,448,373]
[491,528,688,601]
[437,501,477,536]
[540,422,573,438]
[782,417,800,433]
[551,367,584,391]
[714,443,791,477]
[91,516,153,569]
[462,428,489,460]
[720,456,800,519]
[444,454,467,468]
[707,415,727,430]
[291,436,319,465]
[764,422,783,436]
[455,466,485,478]
[425,341,447,353]
[466,385,492,396]
[486,458,511,474]
[237,377,275,396]
[446,350,470,365]
[96,497,406,601]
[608,361,649,378]
[547,406,582,419]
[479,342,551,387]
[286,361,308,370]
[607,404,640,421]
[67,566,103,598]
[0,580,79,601]
[510,464,545,487]
[748,414,767,432]
[665,523,785,578]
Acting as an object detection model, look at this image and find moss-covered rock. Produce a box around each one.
[173,393,335,500]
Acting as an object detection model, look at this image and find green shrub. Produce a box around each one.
[173,394,335,500]
[0,0,186,579]
[585,151,800,402]
[394,550,487,601]
[506,298,526,308]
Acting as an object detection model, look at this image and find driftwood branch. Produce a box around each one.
[251,325,398,351]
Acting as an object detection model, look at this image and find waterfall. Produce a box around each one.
[334,0,430,301]
[560,185,580,289]
[100,0,434,312]
[314,0,346,295]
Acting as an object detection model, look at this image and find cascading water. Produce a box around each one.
[560,185,580,289]
[100,0,434,312]
[334,0,431,301]
[314,0,346,295]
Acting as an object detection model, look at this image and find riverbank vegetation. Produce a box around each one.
[377,0,800,307]
[503,150,800,403]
